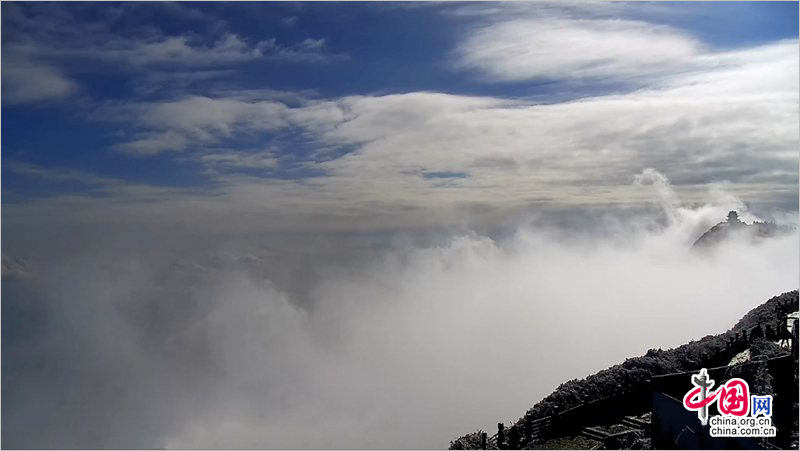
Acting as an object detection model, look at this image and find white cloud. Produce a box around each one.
[112,33,266,66]
[1,58,78,105]
[133,96,289,132]
[104,96,291,154]
[454,18,703,82]
[115,131,190,156]
[257,37,348,64]
[197,151,280,171]
[94,34,346,67]
[6,161,120,187]
[5,185,797,448]
[2,254,33,279]
[294,41,797,211]
[163,227,797,448]
[80,39,797,221]
[1,3,347,106]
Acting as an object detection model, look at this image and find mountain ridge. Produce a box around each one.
[449,289,799,449]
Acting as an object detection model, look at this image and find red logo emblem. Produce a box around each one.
[683,369,750,423]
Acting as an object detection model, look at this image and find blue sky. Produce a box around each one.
[2,1,799,230]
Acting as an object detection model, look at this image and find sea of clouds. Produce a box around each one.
[2,172,798,449]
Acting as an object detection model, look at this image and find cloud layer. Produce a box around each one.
[3,178,798,448]
[4,3,797,223]
[16,37,789,232]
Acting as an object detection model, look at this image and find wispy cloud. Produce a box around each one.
[99,95,293,155]
[1,2,347,105]
[258,38,348,64]
[1,57,78,105]
[6,161,121,188]
[195,150,280,172]
[74,34,347,68]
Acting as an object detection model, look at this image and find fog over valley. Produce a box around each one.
[3,173,798,448]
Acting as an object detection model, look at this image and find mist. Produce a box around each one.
[2,177,798,449]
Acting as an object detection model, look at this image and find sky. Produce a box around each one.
[2,2,799,449]
[2,1,799,232]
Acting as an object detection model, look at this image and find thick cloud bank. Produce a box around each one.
[2,177,798,449]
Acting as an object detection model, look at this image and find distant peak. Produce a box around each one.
[692,210,790,249]
[726,210,744,225]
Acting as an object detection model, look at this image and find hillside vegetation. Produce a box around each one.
[450,290,798,449]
